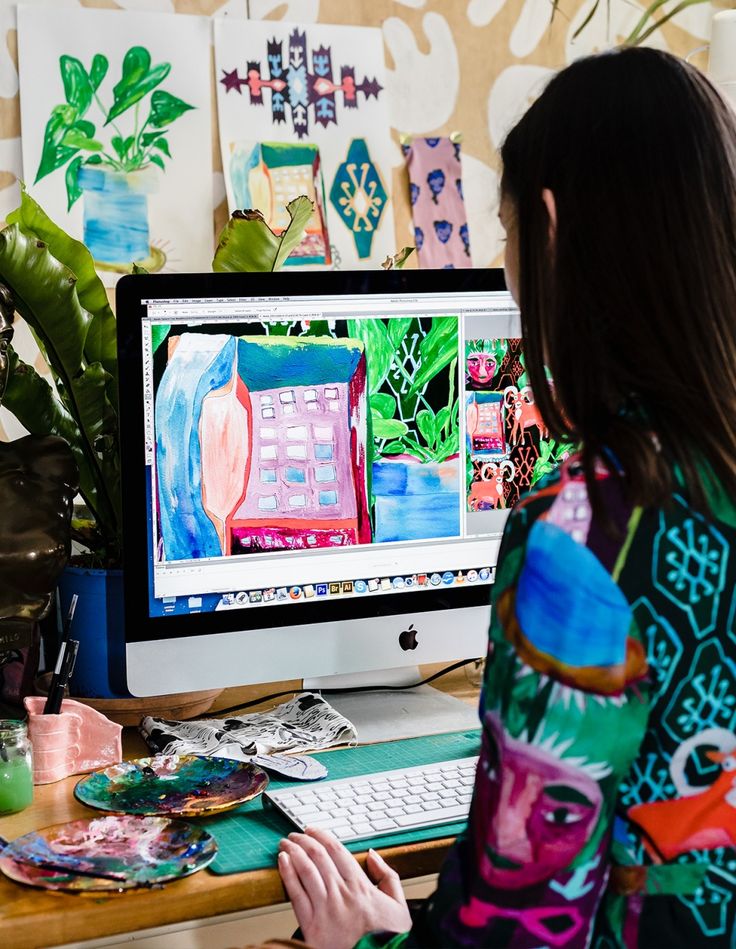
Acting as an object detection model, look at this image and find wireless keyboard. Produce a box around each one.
[265,756,478,843]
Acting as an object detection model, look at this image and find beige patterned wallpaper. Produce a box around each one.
[0,0,723,440]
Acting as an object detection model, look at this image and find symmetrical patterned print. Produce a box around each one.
[404,136,471,270]
[220,28,383,138]
[329,138,387,259]
[357,455,736,948]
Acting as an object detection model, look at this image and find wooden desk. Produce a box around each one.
[0,665,480,949]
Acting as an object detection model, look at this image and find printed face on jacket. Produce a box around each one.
[474,713,603,890]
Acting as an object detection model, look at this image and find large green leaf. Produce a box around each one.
[112,46,150,99]
[61,129,102,152]
[371,414,408,440]
[7,188,117,398]
[60,55,93,114]
[407,316,459,396]
[107,47,171,123]
[0,220,119,545]
[370,392,396,420]
[213,197,314,274]
[64,155,84,210]
[416,407,436,448]
[2,348,99,515]
[386,316,413,350]
[272,196,315,271]
[346,318,394,395]
[90,54,108,91]
[35,104,79,182]
[147,90,194,129]
[213,210,281,273]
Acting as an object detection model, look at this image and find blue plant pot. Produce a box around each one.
[56,567,130,699]
[373,458,461,543]
[78,165,157,265]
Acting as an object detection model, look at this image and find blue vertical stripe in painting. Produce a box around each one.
[155,335,235,561]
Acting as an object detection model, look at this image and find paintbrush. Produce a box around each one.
[44,594,78,715]
[0,835,131,884]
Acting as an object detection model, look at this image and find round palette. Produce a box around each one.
[0,814,217,892]
[74,754,268,817]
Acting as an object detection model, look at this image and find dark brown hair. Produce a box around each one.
[501,47,736,512]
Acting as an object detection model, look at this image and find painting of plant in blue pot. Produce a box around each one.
[34,46,195,272]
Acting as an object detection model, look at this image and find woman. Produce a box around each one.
[277,47,736,948]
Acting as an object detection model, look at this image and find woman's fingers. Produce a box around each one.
[279,837,330,902]
[366,848,405,903]
[304,827,364,882]
[277,851,312,925]
[283,832,347,897]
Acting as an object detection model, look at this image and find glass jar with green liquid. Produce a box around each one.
[0,720,33,815]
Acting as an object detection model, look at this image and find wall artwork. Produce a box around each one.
[465,338,557,513]
[214,18,395,270]
[17,6,212,286]
[153,316,461,563]
[404,136,471,270]
[230,141,331,266]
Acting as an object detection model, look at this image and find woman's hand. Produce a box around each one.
[278,827,412,949]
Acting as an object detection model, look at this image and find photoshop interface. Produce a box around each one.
[143,291,554,617]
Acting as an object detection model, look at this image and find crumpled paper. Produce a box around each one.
[140,692,356,763]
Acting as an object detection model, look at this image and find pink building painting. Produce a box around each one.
[155,333,370,562]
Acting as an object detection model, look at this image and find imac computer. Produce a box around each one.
[116,268,528,734]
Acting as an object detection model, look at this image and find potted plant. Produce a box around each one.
[34,46,195,271]
[361,316,462,542]
[0,187,314,698]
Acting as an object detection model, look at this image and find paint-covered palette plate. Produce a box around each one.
[0,814,217,892]
[74,754,268,816]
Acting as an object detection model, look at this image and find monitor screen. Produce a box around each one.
[117,269,550,662]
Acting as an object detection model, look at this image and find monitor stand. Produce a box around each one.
[303,666,479,744]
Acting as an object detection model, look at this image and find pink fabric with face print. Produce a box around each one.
[404,137,472,269]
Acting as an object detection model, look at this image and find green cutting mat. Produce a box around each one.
[203,729,481,875]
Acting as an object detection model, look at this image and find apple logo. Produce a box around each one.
[399,623,419,651]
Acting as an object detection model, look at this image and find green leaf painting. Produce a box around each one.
[35,45,195,209]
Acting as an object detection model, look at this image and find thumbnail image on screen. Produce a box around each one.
[152,315,462,564]
[464,338,567,512]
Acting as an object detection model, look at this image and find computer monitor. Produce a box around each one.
[117,269,536,709]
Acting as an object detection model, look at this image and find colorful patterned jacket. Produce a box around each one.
[357,454,736,948]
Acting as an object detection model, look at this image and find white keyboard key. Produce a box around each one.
[405,803,423,814]
[395,805,467,827]
[370,818,398,832]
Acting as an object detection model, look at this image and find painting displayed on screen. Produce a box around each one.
[153,317,461,563]
[17,6,212,285]
[214,19,394,270]
[465,338,558,512]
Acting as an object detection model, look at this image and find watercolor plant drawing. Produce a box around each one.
[34,46,194,272]
[152,315,461,563]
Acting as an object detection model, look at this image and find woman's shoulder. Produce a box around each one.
[493,451,646,696]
